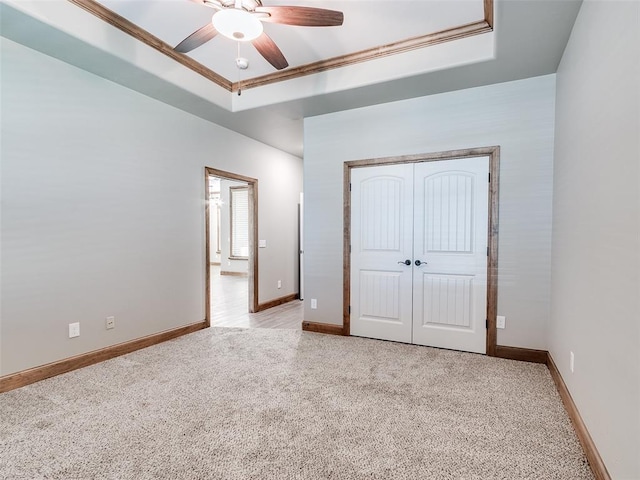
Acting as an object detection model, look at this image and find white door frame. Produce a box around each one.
[343,146,500,356]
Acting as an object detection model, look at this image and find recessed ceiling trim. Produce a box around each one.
[67,0,493,94]
[67,0,232,91]
[235,19,493,92]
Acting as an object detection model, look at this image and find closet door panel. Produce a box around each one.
[350,164,414,343]
[412,157,489,353]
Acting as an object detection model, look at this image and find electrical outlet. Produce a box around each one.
[311,298,317,309]
[277,280,282,289]
[496,315,506,329]
[106,316,115,330]
[68,322,80,338]
[570,351,575,373]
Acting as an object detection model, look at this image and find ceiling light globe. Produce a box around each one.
[212,9,263,42]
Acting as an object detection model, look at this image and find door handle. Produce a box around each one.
[414,260,427,266]
[397,259,411,266]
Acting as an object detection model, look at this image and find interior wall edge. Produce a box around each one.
[548,1,640,477]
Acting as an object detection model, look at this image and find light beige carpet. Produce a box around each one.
[1,328,593,479]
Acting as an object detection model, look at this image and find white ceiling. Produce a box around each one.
[1,0,582,157]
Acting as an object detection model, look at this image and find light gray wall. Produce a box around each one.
[550,1,640,478]
[303,75,556,350]
[0,38,303,376]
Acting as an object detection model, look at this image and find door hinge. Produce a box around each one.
[487,246,489,256]
[488,172,491,183]
[486,319,489,329]
[348,305,351,314]
[349,183,352,191]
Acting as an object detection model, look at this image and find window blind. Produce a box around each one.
[230,187,249,258]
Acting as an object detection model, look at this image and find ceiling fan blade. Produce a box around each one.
[252,32,289,70]
[255,6,343,27]
[174,23,218,53]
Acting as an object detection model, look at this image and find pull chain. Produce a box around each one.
[237,42,242,96]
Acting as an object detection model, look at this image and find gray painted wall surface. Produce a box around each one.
[303,75,556,350]
[550,1,640,478]
[0,38,302,376]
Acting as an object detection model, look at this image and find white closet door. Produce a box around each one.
[412,157,489,353]
[350,164,414,343]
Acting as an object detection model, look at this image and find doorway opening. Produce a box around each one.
[205,167,258,327]
[344,146,500,356]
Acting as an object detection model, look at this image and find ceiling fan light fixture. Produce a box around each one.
[212,9,263,42]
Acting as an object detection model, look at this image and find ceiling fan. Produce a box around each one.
[174,0,344,70]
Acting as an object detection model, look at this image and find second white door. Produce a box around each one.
[350,157,489,354]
